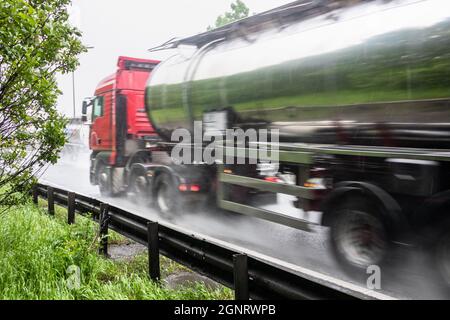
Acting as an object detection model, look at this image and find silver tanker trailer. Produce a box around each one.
[147,0,450,150]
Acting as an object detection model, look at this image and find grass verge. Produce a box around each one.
[0,199,232,300]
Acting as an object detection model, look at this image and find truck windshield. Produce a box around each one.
[92,96,104,119]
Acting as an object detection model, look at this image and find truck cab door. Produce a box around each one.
[89,94,113,150]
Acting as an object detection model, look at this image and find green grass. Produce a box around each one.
[0,199,232,300]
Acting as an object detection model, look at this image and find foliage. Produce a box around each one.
[0,0,85,206]
[208,0,249,30]
[0,201,232,299]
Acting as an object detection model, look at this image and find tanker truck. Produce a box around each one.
[82,0,450,284]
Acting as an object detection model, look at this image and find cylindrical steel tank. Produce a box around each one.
[146,0,450,148]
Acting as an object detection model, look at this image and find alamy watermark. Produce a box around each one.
[66,265,81,290]
[366,265,381,290]
[170,121,279,165]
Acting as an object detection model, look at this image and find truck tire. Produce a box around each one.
[128,171,151,206]
[430,218,450,288]
[154,172,181,218]
[96,163,111,197]
[329,195,390,279]
[96,163,121,197]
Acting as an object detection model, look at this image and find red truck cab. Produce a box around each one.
[82,56,160,192]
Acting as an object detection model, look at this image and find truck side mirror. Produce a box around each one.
[81,101,88,118]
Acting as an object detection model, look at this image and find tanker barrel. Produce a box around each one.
[146,0,450,149]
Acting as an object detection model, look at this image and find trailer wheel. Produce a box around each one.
[329,196,390,278]
[154,173,180,218]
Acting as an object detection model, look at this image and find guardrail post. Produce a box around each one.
[47,187,54,216]
[233,254,249,300]
[32,185,38,204]
[147,222,161,281]
[99,203,109,256]
[67,192,76,225]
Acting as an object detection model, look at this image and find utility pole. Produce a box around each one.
[72,46,94,118]
[72,71,76,118]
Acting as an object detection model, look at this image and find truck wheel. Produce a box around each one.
[96,163,122,197]
[329,197,390,278]
[97,163,112,197]
[154,173,180,218]
[128,171,150,206]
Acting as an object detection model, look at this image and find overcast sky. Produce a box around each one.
[57,0,293,117]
